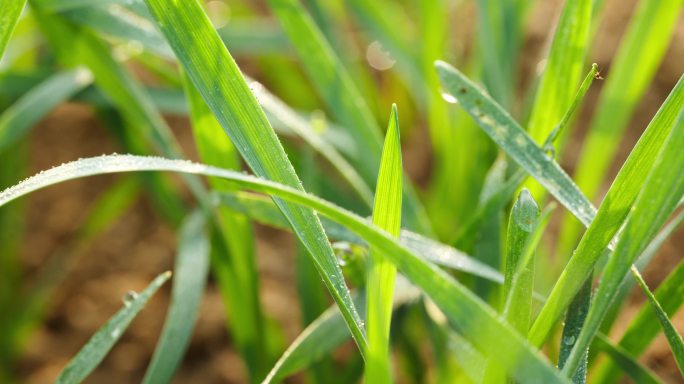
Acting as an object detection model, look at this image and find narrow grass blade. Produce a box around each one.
[630,267,684,375]
[572,0,684,204]
[366,105,403,383]
[475,0,524,107]
[526,0,592,144]
[594,257,684,383]
[0,68,93,152]
[142,0,366,353]
[558,279,591,384]
[0,154,567,383]
[592,335,662,384]
[143,212,210,383]
[183,59,271,379]
[0,0,26,58]
[266,0,433,235]
[530,74,684,347]
[263,293,366,383]
[502,189,539,330]
[561,106,684,377]
[56,271,171,384]
[599,209,684,341]
[559,0,684,259]
[265,280,419,383]
[218,191,503,284]
[436,61,595,226]
[483,188,539,383]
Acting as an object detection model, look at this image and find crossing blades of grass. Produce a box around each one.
[366,105,403,383]
[143,212,210,383]
[0,154,567,383]
[526,0,591,145]
[0,0,26,58]
[594,257,684,383]
[56,271,171,384]
[142,0,367,355]
[560,0,684,255]
[182,69,269,379]
[630,267,684,376]
[561,105,684,377]
[266,0,433,235]
[217,191,503,284]
[0,68,93,152]
[530,74,684,347]
[436,61,596,227]
[592,335,662,384]
[598,208,684,339]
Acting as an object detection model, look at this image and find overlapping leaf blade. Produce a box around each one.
[0,154,567,383]
[142,0,366,353]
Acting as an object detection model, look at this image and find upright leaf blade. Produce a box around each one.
[366,104,403,383]
[56,271,171,384]
[143,212,210,383]
[526,0,592,144]
[142,0,366,353]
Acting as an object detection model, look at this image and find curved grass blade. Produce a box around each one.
[217,191,503,284]
[561,106,684,377]
[630,267,684,376]
[0,154,567,383]
[143,212,210,383]
[594,257,684,383]
[366,105,403,383]
[142,0,366,354]
[56,271,171,384]
[592,335,662,384]
[436,60,595,226]
[0,0,26,58]
[0,68,93,152]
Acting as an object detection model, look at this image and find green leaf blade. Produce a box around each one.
[142,0,367,354]
[0,0,26,58]
[631,268,684,376]
[561,104,684,377]
[366,104,403,383]
[56,271,171,384]
[143,212,210,383]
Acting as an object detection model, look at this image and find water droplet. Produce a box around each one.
[110,327,121,339]
[563,335,576,345]
[123,290,138,306]
[440,91,458,104]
